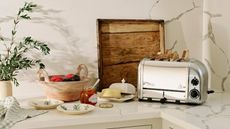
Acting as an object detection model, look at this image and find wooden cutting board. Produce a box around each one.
[97,19,165,91]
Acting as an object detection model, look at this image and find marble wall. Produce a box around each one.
[203,0,230,92]
[0,0,204,99]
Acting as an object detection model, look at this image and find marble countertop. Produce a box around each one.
[13,92,230,129]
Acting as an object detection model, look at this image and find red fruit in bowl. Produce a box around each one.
[65,74,74,79]
[72,74,80,81]
[64,74,80,81]
[50,75,63,82]
[54,77,63,82]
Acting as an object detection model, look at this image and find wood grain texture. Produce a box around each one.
[159,23,165,53]
[101,63,138,89]
[101,32,160,66]
[100,22,160,33]
[97,19,165,90]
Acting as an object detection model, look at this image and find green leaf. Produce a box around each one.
[39,63,45,69]
[0,2,50,86]
[30,4,37,8]
[35,60,41,63]
[12,77,19,86]
[25,36,32,42]
[12,30,17,35]
[14,19,19,24]
[20,14,31,19]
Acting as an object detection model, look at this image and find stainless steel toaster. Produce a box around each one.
[138,58,208,104]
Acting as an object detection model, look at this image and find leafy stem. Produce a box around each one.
[7,2,37,59]
[0,2,50,86]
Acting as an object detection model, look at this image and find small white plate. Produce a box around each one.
[106,95,135,102]
[29,99,64,110]
[56,103,95,115]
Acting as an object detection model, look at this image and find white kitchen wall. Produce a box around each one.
[0,0,203,99]
[203,0,230,92]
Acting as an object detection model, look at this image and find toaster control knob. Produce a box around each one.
[191,77,199,86]
[190,89,200,99]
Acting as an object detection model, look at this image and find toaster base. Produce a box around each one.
[138,98,201,105]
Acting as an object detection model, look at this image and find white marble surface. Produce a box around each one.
[12,92,230,129]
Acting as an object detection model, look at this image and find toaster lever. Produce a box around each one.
[207,90,214,94]
[160,97,167,104]
[160,91,167,104]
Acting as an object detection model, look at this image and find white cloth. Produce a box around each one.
[0,96,48,129]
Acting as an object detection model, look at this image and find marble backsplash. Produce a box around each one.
[203,0,230,92]
[0,0,228,98]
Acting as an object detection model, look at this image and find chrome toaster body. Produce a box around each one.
[138,58,208,104]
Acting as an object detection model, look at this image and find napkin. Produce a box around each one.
[0,96,48,129]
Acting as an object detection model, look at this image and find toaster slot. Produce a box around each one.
[163,91,186,100]
[142,89,163,98]
[142,89,186,100]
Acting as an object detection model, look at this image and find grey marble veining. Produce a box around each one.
[203,12,222,44]
[203,11,230,91]
[165,0,200,24]
[139,93,230,129]
[183,93,230,129]
[201,119,209,129]
[148,0,161,19]
[168,40,178,51]
[148,0,202,57]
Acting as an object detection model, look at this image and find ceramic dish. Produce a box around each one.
[106,94,135,102]
[28,99,64,110]
[56,103,95,115]
[109,79,136,94]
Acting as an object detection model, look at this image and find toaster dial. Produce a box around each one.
[190,89,200,99]
[191,77,199,86]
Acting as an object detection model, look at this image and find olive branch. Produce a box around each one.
[0,2,50,86]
